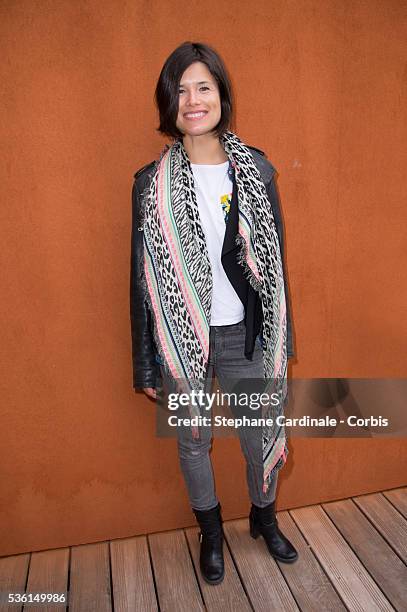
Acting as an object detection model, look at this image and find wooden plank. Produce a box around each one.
[0,553,29,612]
[276,511,346,611]
[69,542,112,612]
[290,504,394,611]
[382,487,407,519]
[185,526,251,611]
[110,535,158,612]
[323,498,407,611]
[353,492,407,562]
[25,548,69,612]
[223,518,299,611]
[148,529,204,612]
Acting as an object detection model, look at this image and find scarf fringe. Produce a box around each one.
[235,233,263,294]
[262,440,289,493]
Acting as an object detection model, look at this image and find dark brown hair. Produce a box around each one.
[154,41,234,139]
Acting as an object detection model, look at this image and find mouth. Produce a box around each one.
[183,111,208,121]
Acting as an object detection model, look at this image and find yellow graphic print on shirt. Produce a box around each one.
[221,193,232,223]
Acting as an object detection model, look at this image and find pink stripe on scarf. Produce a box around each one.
[262,438,287,493]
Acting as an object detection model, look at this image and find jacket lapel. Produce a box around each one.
[221,171,238,258]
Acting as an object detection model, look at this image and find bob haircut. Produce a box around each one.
[155,41,234,140]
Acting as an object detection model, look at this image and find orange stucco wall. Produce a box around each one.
[1,0,406,556]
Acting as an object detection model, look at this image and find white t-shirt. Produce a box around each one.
[190,161,245,325]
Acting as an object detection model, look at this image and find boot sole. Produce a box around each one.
[269,551,299,563]
[250,527,299,563]
[201,571,225,585]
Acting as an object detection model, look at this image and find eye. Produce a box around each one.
[200,86,210,91]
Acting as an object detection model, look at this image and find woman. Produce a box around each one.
[130,41,298,585]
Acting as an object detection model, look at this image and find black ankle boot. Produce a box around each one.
[249,501,298,563]
[193,502,225,585]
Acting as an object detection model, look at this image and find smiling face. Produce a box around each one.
[176,61,222,138]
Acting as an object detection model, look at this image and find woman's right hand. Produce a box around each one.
[143,387,157,400]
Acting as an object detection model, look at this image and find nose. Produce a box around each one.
[185,88,200,106]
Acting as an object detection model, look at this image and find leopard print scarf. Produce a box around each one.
[140,130,288,492]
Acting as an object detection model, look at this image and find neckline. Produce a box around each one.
[190,161,229,168]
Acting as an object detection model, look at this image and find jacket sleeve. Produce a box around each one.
[130,179,158,389]
[266,174,295,360]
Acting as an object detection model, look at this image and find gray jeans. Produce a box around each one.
[158,319,278,511]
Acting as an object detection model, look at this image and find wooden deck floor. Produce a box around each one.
[0,488,406,611]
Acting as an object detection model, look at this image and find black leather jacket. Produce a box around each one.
[130,146,295,390]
